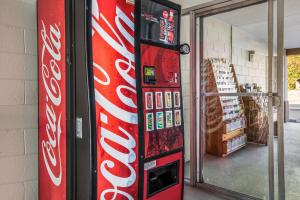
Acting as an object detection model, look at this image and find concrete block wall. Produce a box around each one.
[203,17,232,59]
[232,27,268,91]
[180,15,191,162]
[0,0,38,199]
[203,17,268,91]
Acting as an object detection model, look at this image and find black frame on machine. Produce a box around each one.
[64,0,76,199]
[78,0,98,199]
[65,0,97,199]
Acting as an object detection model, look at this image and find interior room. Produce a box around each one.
[181,1,300,200]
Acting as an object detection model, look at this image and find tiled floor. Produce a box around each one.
[185,123,300,200]
[184,185,227,200]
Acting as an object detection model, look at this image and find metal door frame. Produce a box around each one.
[183,0,285,199]
[277,0,285,199]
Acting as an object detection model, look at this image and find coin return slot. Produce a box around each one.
[147,161,179,197]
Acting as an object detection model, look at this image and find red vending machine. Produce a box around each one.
[38,0,186,200]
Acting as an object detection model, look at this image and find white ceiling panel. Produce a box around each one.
[208,0,300,49]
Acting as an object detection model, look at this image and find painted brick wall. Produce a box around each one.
[203,17,232,59]
[180,15,191,162]
[203,17,268,91]
[0,0,38,199]
[232,26,268,91]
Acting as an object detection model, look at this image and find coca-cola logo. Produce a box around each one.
[92,1,138,199]
[40,20,63,186]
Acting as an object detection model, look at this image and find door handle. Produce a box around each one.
[273,96,281,107]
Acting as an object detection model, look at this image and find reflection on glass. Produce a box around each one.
[204,58,248,157]
[201,3,270,199]
[141,0,179,46]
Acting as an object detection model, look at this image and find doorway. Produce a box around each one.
[182,0,286,199]
[286,53,300,122]
[285,50,300,200]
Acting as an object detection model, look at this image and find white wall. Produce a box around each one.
[175,0,269,91]
[176,0,214,9]
[175,0,270,92]
[0,0,38,199]
[202,17,268,91]
[203,17,231,59]
[180,15,191,162]
[232,27,268,91]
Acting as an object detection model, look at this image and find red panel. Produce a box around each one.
[141,44,181,88]
[143,152,183,200]
[143,88,184,158]
[38,0,67,199]
[91,1,139,199]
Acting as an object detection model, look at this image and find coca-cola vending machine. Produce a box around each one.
[38,0,185,200]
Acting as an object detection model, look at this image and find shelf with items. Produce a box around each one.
[223,134,247,157]
[222,127,245,141]
[240,85,269,145]
[204,58,247,157]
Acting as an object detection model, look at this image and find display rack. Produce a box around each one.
[204,58,247,157]
[240,86,269,145]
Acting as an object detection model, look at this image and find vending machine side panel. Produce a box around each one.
[38,0,68,199]
[74,0,96,199]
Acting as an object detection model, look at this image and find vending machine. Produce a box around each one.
[38,0,185,200]
[138,1,184,199]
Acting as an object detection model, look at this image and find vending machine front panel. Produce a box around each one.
[140,0,179,46]
[143,87,184,158]
[91,1,140,200]
[141,45,181,88]
[138,0,184,200]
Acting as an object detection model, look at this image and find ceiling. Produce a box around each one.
[213,0,300,49]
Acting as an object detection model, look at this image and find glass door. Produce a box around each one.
[186,0,285,199]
